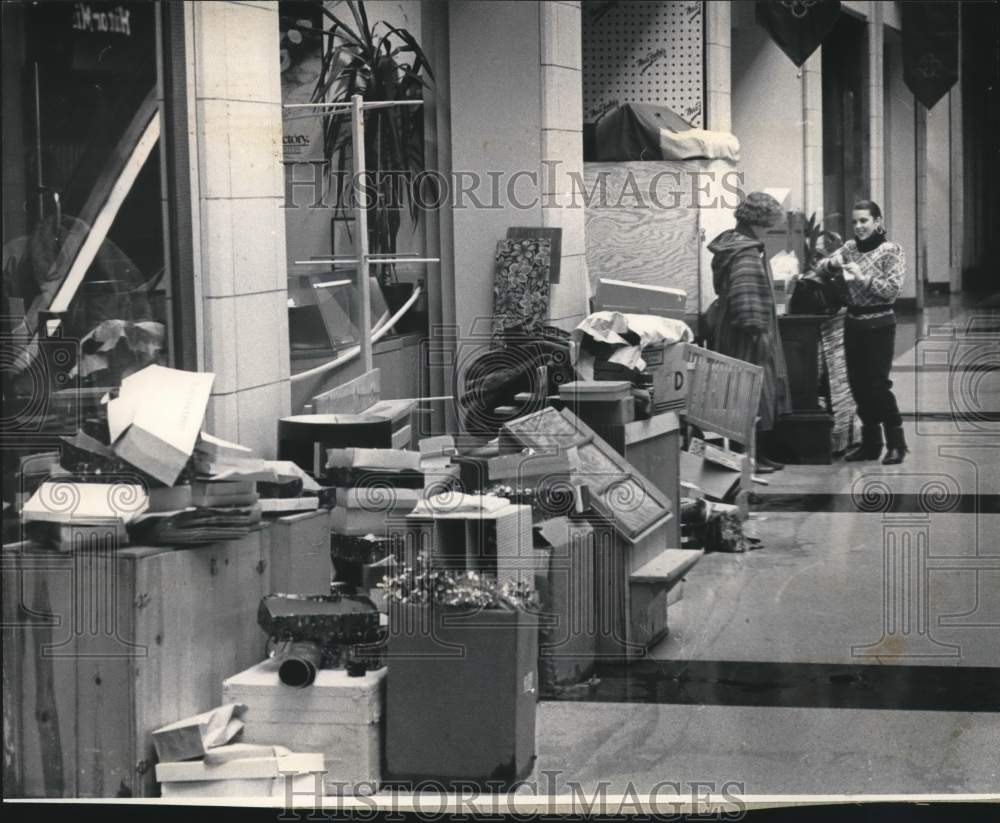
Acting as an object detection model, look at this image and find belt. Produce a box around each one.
[847,303,894,318]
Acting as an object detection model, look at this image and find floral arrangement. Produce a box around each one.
[379,552,538,611]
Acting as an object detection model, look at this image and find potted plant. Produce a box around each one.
[380,553,540,789]
[287,0,433,316]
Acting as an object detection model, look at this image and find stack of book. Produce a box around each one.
[325,448,423,537]
[21,480,149,550]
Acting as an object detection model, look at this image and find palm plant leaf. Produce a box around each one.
[287,0,431,283]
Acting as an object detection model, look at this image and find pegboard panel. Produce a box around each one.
[582,0,704,127]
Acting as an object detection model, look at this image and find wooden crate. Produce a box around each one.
[1,533,272,798]
[223,661,384,794]
[594,412,682,548]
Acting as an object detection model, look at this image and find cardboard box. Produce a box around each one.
[156,750,324,798]
[265,509,333,596]
[222,662,385,795]
[110,366,215,486]
[385,603,538,788]
[595,341,688,413]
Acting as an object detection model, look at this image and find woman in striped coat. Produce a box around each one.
[708,191,792,470]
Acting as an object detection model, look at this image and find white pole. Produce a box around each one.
[351,93,373,372]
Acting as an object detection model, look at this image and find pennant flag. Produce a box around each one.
[901,1,960,109]
[756,0,842,67]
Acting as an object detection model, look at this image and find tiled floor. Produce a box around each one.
[535,294,1000,795]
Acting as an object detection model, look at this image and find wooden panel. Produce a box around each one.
[3,535,273,798]
[2,548,85,797]
[503,407,672,541]
[595,413,682,547]
[684,345,763,447]
[584,163,700,310]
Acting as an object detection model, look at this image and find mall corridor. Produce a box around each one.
[537,294,1000,795]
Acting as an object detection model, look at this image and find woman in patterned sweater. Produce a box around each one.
[817,200,907,464]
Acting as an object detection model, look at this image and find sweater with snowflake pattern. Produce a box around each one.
[817,239,906,328]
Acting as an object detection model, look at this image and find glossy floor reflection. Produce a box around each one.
[536,292,1000,794]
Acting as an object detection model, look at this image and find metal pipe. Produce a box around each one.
[350,94,373,373]
[33,62,45,220]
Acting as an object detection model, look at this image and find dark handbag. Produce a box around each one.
[788,270,845,316]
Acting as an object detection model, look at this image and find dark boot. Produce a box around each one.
[844,425,883,462]
[882,425,908,465]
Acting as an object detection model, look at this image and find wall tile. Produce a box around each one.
[225,2,282,103]
[194,1,229,99]
[705,3,731,47]
[227,101,284,199]
[203,297,238,394]
[541,65,583,132]
[200,198,235,297]
[541,129,584,196]
[230,198,286,294]
[196,100,232,198]
[540,193,586,257]
[235,290,288,389]
[541,1,582,70]
[803,111,822,149]
[205,391,239,443]
[237,380,290,458]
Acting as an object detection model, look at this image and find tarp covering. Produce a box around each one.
[593,103,740,162]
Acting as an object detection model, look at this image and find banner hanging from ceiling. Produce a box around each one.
[901,1,960,109]
[755,0,841,67]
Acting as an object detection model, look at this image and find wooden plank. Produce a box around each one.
[46,90,161,321]
[312,368,381,414]
[74,543,141,797]
[133,535,271,797]
[630,548,704,586]
[1,551,25,796]
[8,550,81,797]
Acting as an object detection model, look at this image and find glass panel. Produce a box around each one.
[279,0,429,375]
[2,1,170,533]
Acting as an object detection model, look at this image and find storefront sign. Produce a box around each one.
[72,3,132,37]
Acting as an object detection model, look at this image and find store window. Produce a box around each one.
[2,1,179,527]
[280,0,431,393]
